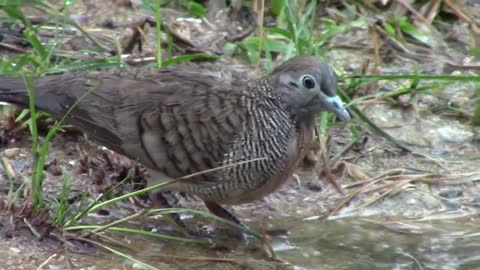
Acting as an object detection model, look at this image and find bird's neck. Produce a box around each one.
[248,77,317,131]
[248,77,284,104]
[294,113,315,132]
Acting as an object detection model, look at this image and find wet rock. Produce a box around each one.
[304,180,323,192]
[439,188,463,198]
[394,128,430,147]
[365,104,405,124]
[470,197,480,208]
[435,126,474,143]
[438,189,464,209]
[441,199,462,210]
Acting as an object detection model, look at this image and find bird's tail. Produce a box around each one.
[0,76,66,118]
[0,77,31,107]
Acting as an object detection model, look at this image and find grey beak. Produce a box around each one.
[325,95,351,122]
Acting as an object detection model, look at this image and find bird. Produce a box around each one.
[0,56,350,230]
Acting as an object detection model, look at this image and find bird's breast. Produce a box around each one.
[220,117,315,204]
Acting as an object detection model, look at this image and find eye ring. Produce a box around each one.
[302,75,316,89]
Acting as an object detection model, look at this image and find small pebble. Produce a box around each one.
[132,263,150,270]
[436,126,474,143]
[9,247,21,253]
[3,148,20,158]
[441,199,462,210]
[304,181,323,192]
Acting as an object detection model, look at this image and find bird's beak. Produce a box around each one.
[324,95,351,122]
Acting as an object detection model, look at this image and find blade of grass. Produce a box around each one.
[52,169,71,226]
[81,209,148,236]
[79,238,160,270]
[23,218,41,238]
[162,53,219,67]
[23,74,43,210]
[350,74,480,82]
[66,224,209,244]
[37,1,111,53]
[155,0,162,68]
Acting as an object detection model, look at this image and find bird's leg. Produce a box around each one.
[150,192,205,238]
[204,201,242,225]
[204,201,256,243]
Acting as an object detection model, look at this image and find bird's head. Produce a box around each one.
[270,56,351,122]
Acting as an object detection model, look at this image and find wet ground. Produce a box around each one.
[1,1,480,270]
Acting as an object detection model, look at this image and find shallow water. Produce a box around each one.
[58,214,479,270]
[272,217,480,270]
[2,216,480,270]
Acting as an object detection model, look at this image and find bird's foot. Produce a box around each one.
[203,201,260,245]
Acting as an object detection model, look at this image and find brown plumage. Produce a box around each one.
[0,56,350,223]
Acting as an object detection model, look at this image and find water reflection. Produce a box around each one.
[274,218,480,270]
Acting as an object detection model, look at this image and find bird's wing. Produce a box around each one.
[31,67,253,179]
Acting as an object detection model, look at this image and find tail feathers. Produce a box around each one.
[0,76,108,128]
[0,77,66,118]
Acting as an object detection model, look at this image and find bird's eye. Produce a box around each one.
[302,75,315,89]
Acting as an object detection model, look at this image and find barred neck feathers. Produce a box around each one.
[219,88,294,187]
[247,77,285,106]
